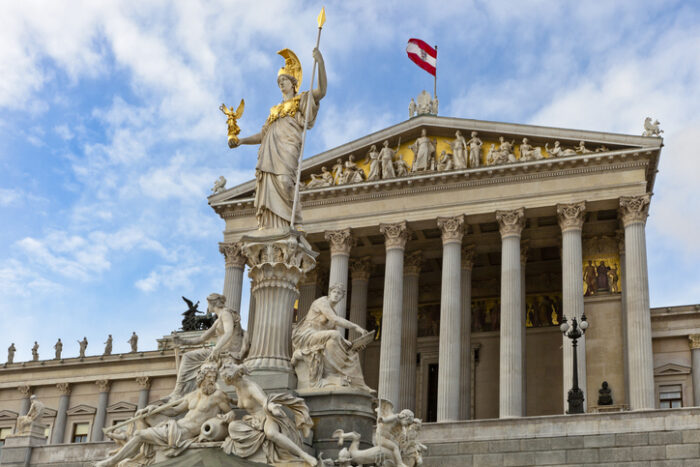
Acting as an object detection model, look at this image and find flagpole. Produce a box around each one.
[434,44,438,100]
[290,8,326,231]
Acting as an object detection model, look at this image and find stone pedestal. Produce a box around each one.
[0,427,47,467]
[241,229,318,391]
[297,389,375,461]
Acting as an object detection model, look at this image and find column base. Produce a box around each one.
[247,367,298,393]
[297,388,376,460]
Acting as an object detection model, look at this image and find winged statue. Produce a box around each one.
[220,99,245,147]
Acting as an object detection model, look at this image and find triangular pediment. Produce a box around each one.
[107,401,137,413]
[209,114,662,212]
[0,409,18,421]
[66,404,96,415]
[654,363,691,376]
[42,407,57,417]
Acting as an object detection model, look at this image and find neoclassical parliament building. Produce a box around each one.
[3,111,700,465]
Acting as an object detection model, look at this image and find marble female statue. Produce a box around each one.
[129,332,138,352]
[16,395,45,434]
[575,140,592,154]
[545,141,562,157]
[78,337,88,358]
[437,150,453,171]
[410,129,434,172]
[230,48,327,230]
[104,334,113,356]
[519,137,543,161]
[342,155,364,184]
[466,131,482,168]
[394,157,409,177]
[379,140,396,179]
[448,131,468,169]
[220,363,316,466]
[332,158,344,184]
[291,284,373,392]
[32,341,39,361]
[367,145,381,181]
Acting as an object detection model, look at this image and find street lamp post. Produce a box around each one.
[560,313,589,414]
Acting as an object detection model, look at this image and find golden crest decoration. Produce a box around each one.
[277,48,303,91]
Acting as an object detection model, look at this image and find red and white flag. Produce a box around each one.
[406,38,437,76]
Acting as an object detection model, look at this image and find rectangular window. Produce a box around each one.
[659,384,683,408]
[71,422,89,443]
[0,426,14,446]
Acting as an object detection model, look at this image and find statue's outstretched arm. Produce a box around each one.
[312,48,327,102]
[232,132,262,148]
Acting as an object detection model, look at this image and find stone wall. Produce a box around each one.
[420,408,700,466]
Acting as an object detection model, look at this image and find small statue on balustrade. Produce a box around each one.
[575,140,593,154]
[408,98,417,118]
[519,137,544,162]
[437,150,454,171]
[307,166,334,188]
[32,341,39,362]
[394,157,410,177]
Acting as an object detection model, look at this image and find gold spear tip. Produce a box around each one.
[317,7,326,28]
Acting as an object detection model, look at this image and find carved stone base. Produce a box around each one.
[152,446,267,466]
[297,388,375,460]
[241,228,318,390]
[0,431,47,467]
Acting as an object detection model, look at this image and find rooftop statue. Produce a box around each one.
[97,363,232,467]
[181,296,216,331]
[211,175,227,195]
[642,117,663,137]
[519,137,544,162]
[7,343,15,364]
[291,284,374,392]
[408,98,417,118]
[380,140,397,179]
[128,332,138,353]
[78,337,88,358]
[54,338,62,360]
[448,131,468,169]
[306,166,334,188]
[410,129,435,172]
[31,341,39,362]
[228,47,327,230]
[103,335,113,356]
[466,131,482,168]
[367,145,381,181]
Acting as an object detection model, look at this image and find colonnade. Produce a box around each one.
[217,194,655,418]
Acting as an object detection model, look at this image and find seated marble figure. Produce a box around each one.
[291,283,374,392]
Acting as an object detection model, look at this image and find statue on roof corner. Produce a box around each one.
[226,47,327,230]
[642,117,663,137]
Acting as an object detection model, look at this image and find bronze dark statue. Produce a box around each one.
[598,381,613,405]
[181,296,217,331]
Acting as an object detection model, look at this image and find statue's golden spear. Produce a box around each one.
[290,7,326,230]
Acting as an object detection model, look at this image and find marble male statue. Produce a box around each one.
[95,364,232,467]
[291,284,373,392]
[129,332,138,352]
[16,395,45,434]
[78,337,88,358]
[7,342,16,364]
[31,341,39,361]
[169,293,249,400]
[220,362,317,466]
[229,47,327,230]
[54,338,62,360]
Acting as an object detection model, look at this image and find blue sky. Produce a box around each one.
[1,1,699,360]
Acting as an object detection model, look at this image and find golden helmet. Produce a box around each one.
[277,48,302,92]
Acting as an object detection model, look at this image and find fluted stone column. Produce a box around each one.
[496,208,525,418]
[51,383,71,444]
[617,231,631,405]
[298,269,319,321]
[378,221,410,407]
[219,242,246,310]
[17,385,31,416]
[558,202,587,412]
[520,241,529,416]
[241,230,317,388]
[690,335,700,406]
[91,379,110,442]
[219,242,247,311]
[325,228,354,320]
[399,251,422,411]
[135,377,151,410]
[620,194,655,409]
[247,291,257,342]
[459,245,475,420]
[349,257,372,341]
[436,216,464,421]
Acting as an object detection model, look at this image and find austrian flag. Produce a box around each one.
[406,38,437,76]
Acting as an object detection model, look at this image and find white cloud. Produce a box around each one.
[0,188,21,206]
[135,265,204,293]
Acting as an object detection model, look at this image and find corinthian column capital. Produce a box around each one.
[557,201,586,232]
[462,245,476,270]
[135,376,151,389]
[380,221,410,250]
[437,215,465,244]
[17,384,32,397]
[619,194,651,227]
[95,379,111,393]
[690,334,700,350]
[56,383,71,395]
[219,241,247,268]
[350,257,373,281]
[496,208,525,238]
[404,250,423,276]
[325,228,354,256]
